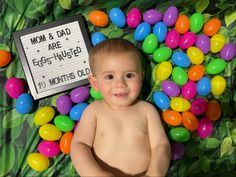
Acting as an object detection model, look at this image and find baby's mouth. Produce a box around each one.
[114,93,128,97]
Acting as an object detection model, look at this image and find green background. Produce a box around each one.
[0,0,236,176]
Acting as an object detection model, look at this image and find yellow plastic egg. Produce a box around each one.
[187,47,204,64]
[170,97,191,112]
[210,34,225,53]
[34,106,55,126]
[39,124,62,141]
[211,75,226,96]
[155,61,173,81]
[27,153,49,171]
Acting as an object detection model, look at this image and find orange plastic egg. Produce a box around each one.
[182,111,198,131]
[88,10,109,27]
[175,15,190,34]
[205,100,221,121]
[203,18,221,36]
[60,132,73,154]
[0,50,11,67]
[188,65,205,81]
[162,110,183,126]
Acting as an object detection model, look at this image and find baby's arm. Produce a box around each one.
[70,103,113,177]
[145,103,171,177]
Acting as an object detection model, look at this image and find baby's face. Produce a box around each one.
[93,52,143,108]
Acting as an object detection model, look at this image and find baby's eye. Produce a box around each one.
[125,73,136,79]
[105,74,114,80]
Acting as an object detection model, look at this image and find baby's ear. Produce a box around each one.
[88,74,99,91]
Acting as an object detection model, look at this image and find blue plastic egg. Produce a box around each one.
[153,91,170,110]
[197,76,211,96]
[163,6,178,27]
[109,7,126,28]
[91,32,106,46]
[16,93,33,114]
[153,22,167,43]
[195,34,210,54]
[171,51,191,68]
[69,103,88,121]
[134,22,151,41]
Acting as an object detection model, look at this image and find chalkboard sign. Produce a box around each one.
[13,14,91,100]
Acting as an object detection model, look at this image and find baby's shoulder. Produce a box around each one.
[136,100,156,109]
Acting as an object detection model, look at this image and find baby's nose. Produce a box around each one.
[116,78,126,88]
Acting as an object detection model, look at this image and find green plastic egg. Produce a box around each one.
[190,13,204,33]
[34,106,55,126]
[54,115,75,132]
[153,47,172,62]
[142,34,158,54]
[206,59,226,74]
[90,87,103,100]
[169,127,191,142]
[172,67,188,85]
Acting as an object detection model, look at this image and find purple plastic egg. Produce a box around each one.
[181,80,197,100]
[165,29,180,49]
[162,80,180,97]
[71,86,90,103]
[163,6,178,27]
[38,140,60,157]
[190,98,207,115]
[171,143,185,161]
[197,118,213,139]
[143,9,162,25]
[5,77,24,99]
[127,8,142,28]
[195,34,210,54]
[179,32,197,50]
[220,43,236,61]
[56,95,72,115]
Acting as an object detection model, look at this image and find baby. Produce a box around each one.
[71,38,171,177]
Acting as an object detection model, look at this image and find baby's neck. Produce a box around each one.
[102,99,140,111]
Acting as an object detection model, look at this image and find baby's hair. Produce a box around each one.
[89,38,142,74]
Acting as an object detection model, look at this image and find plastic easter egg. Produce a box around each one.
[179,32,197,50]
[187,46,204,64]
[181,81,197,100]
[171,51,191,68]
[172,67,188,86]
[71,86,90,103]
[206,59,226,74]
[38,141,60,157]
[210,34,225,53]
[91,32,106,46]
[153,91,170,110]
[88,10,108,27]
[197,118,213,139]
[16,93,33,114]
[0,50,11,67]
[153,47,172,62]
[60,132,73,154]
[90,87,103,100]
[175,15,190,34]
[54,115,75,132]
[182,111,198,131]
[171,143,185,160]
[220,43,236,61]
[5,77,24,99]
[39,124,62,141]
[211,75,226,96]
[155,61,172,81]
[56,95,72,115]
[188,65,205,81]
[197,76,211,96]
[134,22,151,41]
[70,103,88,121]
[203,18,221,36]
[163,6,178,27]
[190,98,207,116]
[170,97,191,112]
[153,22,167,43]
[127,8,142,28]
[169,127,191,142]
[143,9,162,25]
[162,80,180,97]
[142,34,158,54]
[109,7,126,28]
[34,106,55,126]
[162,110,182,126]
[165,29,180,49]
[205,100,221,121]
[27,153,49,171]
[190,13,204,33]
[195,34,210,54]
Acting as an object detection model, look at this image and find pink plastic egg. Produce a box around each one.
[127,8,142,28]
[181,80,197,100]
[56,95,72,115]
[179,32,197,50]
[162,80,180,97]
[171,143,185,161]
[163,6,178,27]
[5,77,24,99]
[70,86,90,103]
[197,118,213,139]
[38,140,60,157]
[190,98,207,115]
[165,29,180,49]
[195,34,210,54]
[220,43,236,61]
[143,9,162,25]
